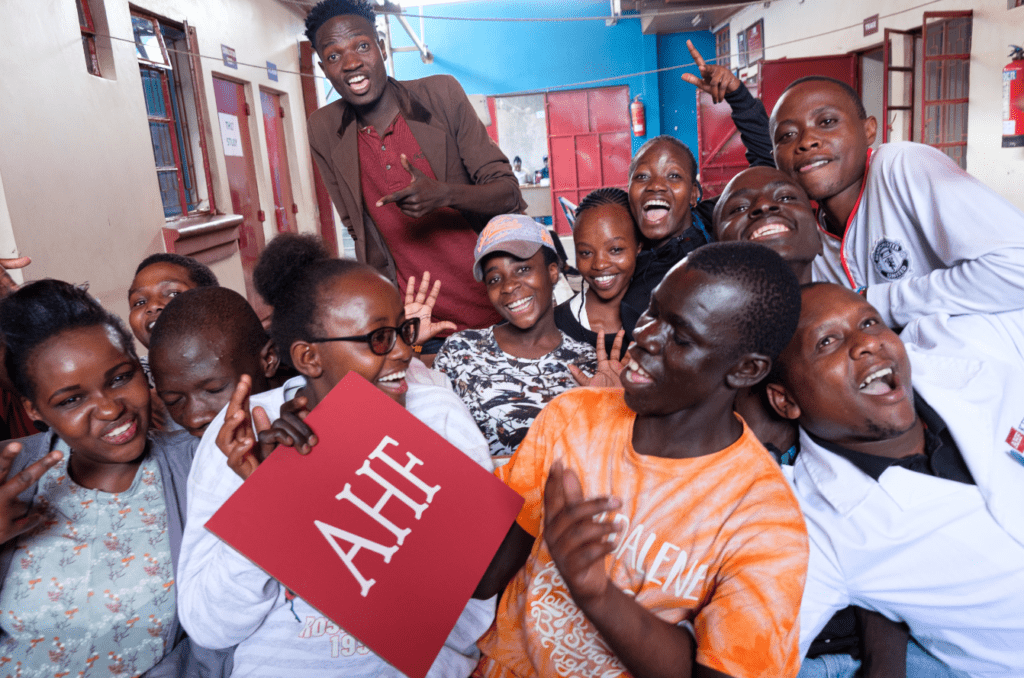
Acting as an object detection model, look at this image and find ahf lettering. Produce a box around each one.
[315,436,441,597]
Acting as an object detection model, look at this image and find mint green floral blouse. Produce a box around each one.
[0,450,175,677]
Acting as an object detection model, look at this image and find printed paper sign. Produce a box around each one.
[218,113,243,157]
[206,373,524,678]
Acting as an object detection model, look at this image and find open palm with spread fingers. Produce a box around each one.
[405,271,457,343]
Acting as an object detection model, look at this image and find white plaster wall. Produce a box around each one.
[0,0,320,327]
[719,0,1024,210]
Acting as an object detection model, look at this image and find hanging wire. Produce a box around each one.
[93,0,945,93]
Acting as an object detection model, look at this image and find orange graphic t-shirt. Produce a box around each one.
[477,388,808,678]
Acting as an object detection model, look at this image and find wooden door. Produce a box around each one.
[260,89,298,234]
[212,76,266,312]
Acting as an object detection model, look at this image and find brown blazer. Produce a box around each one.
[307,75,525,280]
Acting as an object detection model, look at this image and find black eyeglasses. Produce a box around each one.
[308,317,420,356]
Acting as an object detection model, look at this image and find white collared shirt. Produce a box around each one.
[793,343,1024,677]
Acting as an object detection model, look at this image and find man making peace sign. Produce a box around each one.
[305,0,525,344]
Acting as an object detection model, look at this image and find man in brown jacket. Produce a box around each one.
[305,0,525,344]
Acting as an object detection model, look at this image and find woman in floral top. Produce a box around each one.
[435,215,598,458]
[0,280,227,677]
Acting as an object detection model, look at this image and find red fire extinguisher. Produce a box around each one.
[1003,45,1024,148]
[631,95,646,137]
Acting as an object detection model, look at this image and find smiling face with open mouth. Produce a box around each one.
[770,80,877,216]
[771,284,917,448]
[26,325,151,472]
[315,14,388,110]
[713,167,822,277]
[482,249,559,332]
[128,262,198,349]
[304,271,414,407]
[628,140,699,249]
[573,203,640,304]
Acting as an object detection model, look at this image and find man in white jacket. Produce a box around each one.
[771,76,1024,329]
[764,283,1024,678]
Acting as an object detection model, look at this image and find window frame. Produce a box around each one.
[132,10,216,219]
[715,25,731,68]
[76,0,101,76]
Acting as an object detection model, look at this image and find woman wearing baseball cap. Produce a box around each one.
[433,214,597,460]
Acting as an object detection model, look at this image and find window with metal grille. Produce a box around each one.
[133,12,214,218]
[75,0,100,76]
[921,12,971,169]
[715,26,730,67]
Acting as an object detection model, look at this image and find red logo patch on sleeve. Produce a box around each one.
[1006,428,1024,453]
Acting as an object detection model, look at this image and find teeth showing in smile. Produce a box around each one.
[506,296,533,313]
[624,357,653,384]
[346,74,370,94]
[859,367,894,394]
[749,224,786,240]
[103,419,135,442]
[750,224,789,240]
[146,320,157,331]
[643,199,670,210]
[800,159,830,173]
[592,274,617,288]
[378,370,406,383]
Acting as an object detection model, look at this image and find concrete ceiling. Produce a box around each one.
[273,0,748,35]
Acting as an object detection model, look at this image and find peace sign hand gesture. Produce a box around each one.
[680,39,741,104]
[0,441,61,545]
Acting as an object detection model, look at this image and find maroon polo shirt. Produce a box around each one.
[358,115,500,332]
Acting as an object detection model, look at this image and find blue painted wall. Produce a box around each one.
[657,31,717,155]
[373,1,715,155]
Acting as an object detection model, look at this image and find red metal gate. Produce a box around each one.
[546,86,632,234]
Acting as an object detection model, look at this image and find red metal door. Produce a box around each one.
[213,76,267,312]
[760,55,859,119]
[696,82,759,199]
[260,89,298,234]
[546,86,631,234]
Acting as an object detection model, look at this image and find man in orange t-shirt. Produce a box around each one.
[474,242,809,678]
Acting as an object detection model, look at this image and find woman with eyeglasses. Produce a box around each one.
[175,234,494,678]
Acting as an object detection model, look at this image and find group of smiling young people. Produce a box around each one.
[0,2,1023,676]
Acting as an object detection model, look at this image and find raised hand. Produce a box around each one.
[376,154,452,219]
[405,271,457,344]
[216,375,268,480]
[543,460,621,604]
[0,256,30,299]
[570,330,627,388]
[0,441,61,545]
[680,39,741,104]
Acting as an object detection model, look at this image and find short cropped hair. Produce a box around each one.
[135,253,218,288]
[782,76,867,120]
[149,286,268,362]
[0,280,137,401]
[684,242,801,361]
[253,233,372,369]
[305,0,376,46]
[628,135,698,184]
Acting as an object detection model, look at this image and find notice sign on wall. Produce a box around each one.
[206,373,524,678]
[218,113,243,157]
